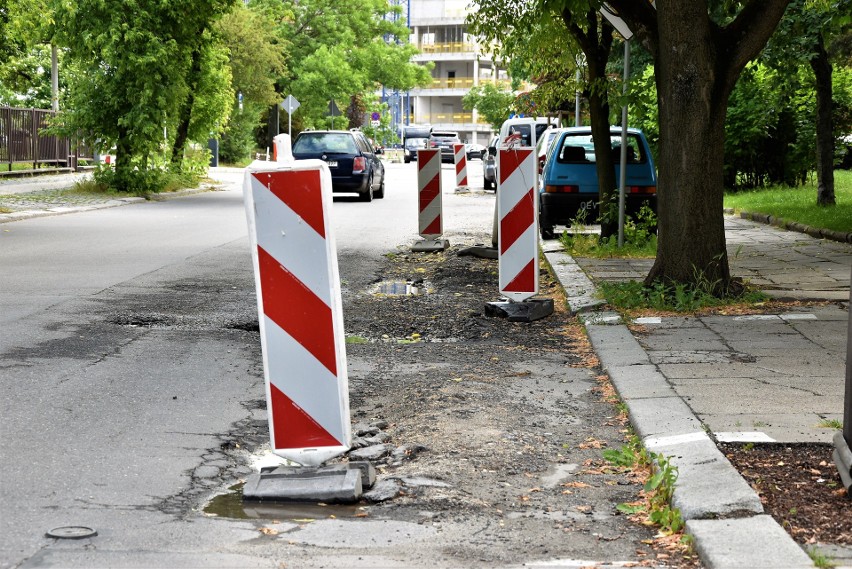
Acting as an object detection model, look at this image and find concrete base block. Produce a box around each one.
[833,431,852,491]
[457,245,497,259]
[687,516,814,568]
[484,298,554,322]
[412,239,449,252]
[243,464,363,503]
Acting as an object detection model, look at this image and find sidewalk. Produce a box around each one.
[0,169,234,223]
[544,215,852,569]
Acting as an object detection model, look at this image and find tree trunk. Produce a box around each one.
[587,70,618,239]
[645,3,732,292]
[560,8,617,238]
[171,46,204,169]
[811,34,835,206]
[115,124,133,193]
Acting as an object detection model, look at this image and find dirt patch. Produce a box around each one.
[721,443,850,546]
[330,246,700,567]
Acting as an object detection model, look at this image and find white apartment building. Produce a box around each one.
[406,0,513,145]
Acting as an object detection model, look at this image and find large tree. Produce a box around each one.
[605,0,792,292]
[52,0,235,189]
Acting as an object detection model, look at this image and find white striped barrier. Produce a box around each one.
[453,143,469,192]
[413,148,449,252]
[484,146,553,322]
[243,136,352,468]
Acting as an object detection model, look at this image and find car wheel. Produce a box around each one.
[540,226,556,240]
[404,156,410,164]
[360,174,374,202]
[375,174,385,199]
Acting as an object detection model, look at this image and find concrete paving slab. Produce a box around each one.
[677,381,839,415]
[686,516,814,569]
[699,412,840,443]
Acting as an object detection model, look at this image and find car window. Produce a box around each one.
[555,134,646,164]
[431,131,459,142]
[293,133,358,154]
[354,134,371,154]
[506,124,532,146]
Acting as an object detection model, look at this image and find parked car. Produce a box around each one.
[403,137,428,163]
[402,125,432,163]
[429,130,460,163]
[538,126,657,239]
[498,118,554,149]
[483,119,554,192]
[535,127,565,174]
[292,130,385,202]
[483,135,499,191]
[465,143,485,160]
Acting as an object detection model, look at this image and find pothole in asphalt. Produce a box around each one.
[204,483,368,521]
[110,314,173,327]
[371,280,430,296]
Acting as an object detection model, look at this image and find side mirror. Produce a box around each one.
[488,147,496,155]
[375,148,383,155]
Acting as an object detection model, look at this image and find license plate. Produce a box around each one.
[325,160,338,168]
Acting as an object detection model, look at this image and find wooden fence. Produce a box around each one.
[0,106,92,172]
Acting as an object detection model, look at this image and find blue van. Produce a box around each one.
[538,127,657,239]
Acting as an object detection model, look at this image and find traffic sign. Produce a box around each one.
[281,95,300,114]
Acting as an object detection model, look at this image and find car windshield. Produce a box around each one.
[555,134,646,164]
[293,133,357,154]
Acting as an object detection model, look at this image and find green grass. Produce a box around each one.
[599,279,767,312]
[724,171,852,233]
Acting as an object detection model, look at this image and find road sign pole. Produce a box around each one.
[617,38,631,248]
[833,265,852,491]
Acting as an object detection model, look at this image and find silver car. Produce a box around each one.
[483,135,499,191]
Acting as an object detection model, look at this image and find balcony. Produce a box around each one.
[416,77,512,91]
[417,41,477,54]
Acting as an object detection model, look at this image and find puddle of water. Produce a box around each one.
[372,280,427,296]
[204,483,367,521]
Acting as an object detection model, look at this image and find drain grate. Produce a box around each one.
[372,280,426,296]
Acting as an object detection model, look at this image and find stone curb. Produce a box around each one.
[543,248,816,569]
[0,186,216,224]
[726,208,852,244]
[687,516,814,568]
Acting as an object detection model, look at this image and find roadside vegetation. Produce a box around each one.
[724,170,852,234]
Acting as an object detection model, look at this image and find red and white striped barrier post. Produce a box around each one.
[484,145,553,322]
[243,135,352,468]
[453,143,469,192]
[413,148,449,252]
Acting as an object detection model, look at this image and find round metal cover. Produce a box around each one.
[46,526,98,539]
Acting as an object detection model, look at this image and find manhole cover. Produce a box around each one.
[46,526,98,539]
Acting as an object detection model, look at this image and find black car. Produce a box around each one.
[429,130,461,163]
[292,130,385,201]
